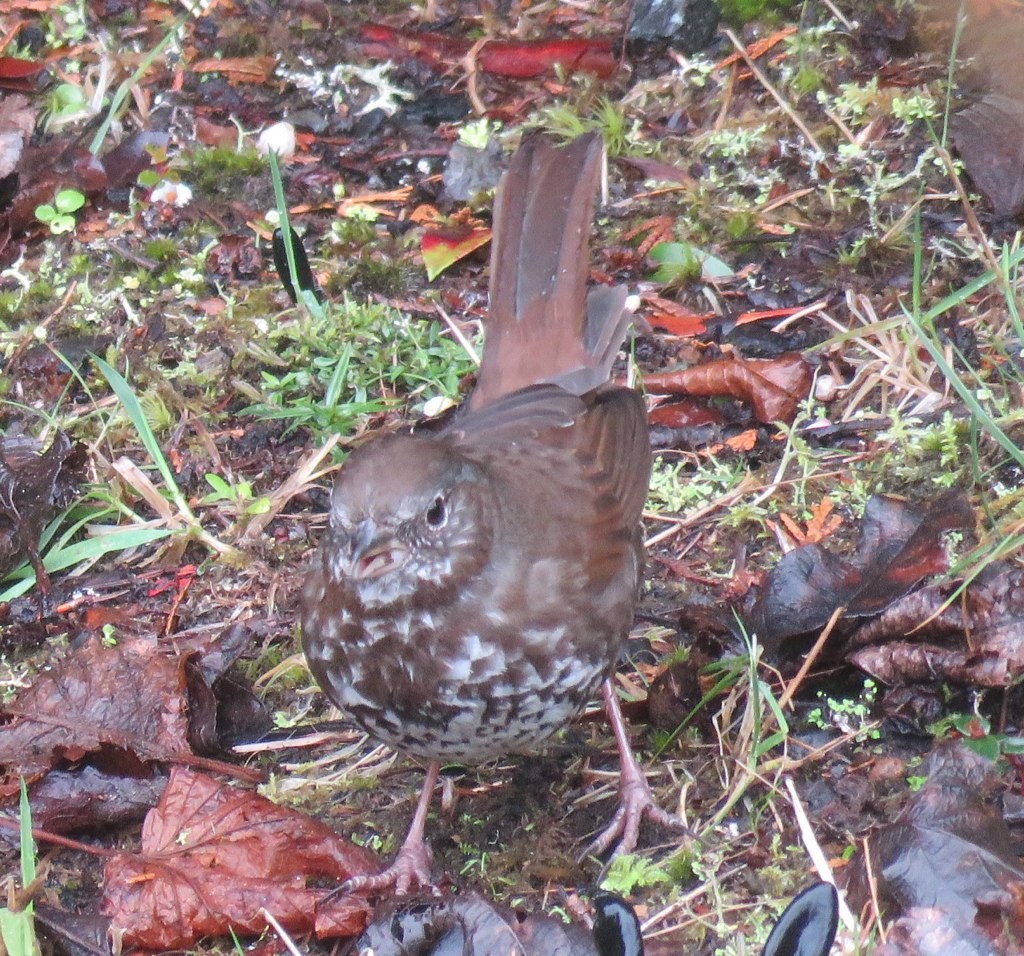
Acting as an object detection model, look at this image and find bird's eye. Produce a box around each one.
[425,495,448,529]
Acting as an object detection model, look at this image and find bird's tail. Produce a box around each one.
[469,133,631,410]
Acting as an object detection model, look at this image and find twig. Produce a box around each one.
[777,604,845,711]
[785,778,859,931]
[723,29,824,156]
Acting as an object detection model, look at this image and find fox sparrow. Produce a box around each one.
[301,133,682,894]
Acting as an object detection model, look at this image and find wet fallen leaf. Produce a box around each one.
[101,130,169,190]
[355,892,595,955]
[845,742,1024,954]
[0,55,45,92]
[34,904,111,956]
[0,766,167,850]
[0,634,191,780]
[643,294,713,337]
[103,767,378,949]
[647,397,725,429]
[849,562,1024,687]
[748,492,975,652]
[644,353,813,424]
[361,25,617,79]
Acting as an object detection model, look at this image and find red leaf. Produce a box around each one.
[103,768,378,948]
[421,224,491,280]
[477,38,616,79]
[360,25,616,78]
[0,56,45,92]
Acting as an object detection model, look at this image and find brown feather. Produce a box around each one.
[471,133,631,407]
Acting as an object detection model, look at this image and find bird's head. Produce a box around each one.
[321,433,494,607]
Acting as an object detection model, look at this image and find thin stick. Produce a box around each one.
[723,29,824,155]
[777,604,845,711]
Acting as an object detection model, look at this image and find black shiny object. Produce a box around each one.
[592,893,643,956]
[272,226,322,304]
[762,882,839,956]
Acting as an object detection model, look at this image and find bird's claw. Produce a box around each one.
[584,772,691,860]
[342,841,438,897]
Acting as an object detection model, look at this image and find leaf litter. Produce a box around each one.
[0,0,1023,950]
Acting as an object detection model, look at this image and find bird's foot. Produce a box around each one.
[584,766,690,859]
[342,760,442,897]
[584,679,692,859]
[342,839,437,897]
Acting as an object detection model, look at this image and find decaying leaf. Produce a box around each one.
[103,767,378,949]
[355,892,596,955]
[845,742,1024,954]
[849,562,1024,687]
[0,766,168,851]
[0,635,191,780]
[748,492,974,652]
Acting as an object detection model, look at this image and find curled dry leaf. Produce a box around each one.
[103,767,378,949]
[644,353,813,424]
[845,742,1024,954]
[748,492,975,653]
[849,562,1024,687]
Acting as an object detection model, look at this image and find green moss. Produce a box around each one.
[67,254,92,277]
[184,145,266,198]
[0,292,22,322]
[144,238,183,263]
[331,218,377,247]
[349,255,406,297]
[26,280,57,304]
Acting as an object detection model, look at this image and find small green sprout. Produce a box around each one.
[35,189,86,235]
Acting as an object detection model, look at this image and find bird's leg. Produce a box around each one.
[343,761,441,895]
[585,680,690,858]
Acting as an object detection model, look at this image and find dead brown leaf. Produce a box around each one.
[849,562,1024,687]
[190,56,276,84]
[845,742,1024,954]
[102,767,378,948]
[0,634,190,781]
[748,492,975,652]
[644,353,813,423]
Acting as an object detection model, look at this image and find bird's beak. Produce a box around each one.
[348,517,408,580]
